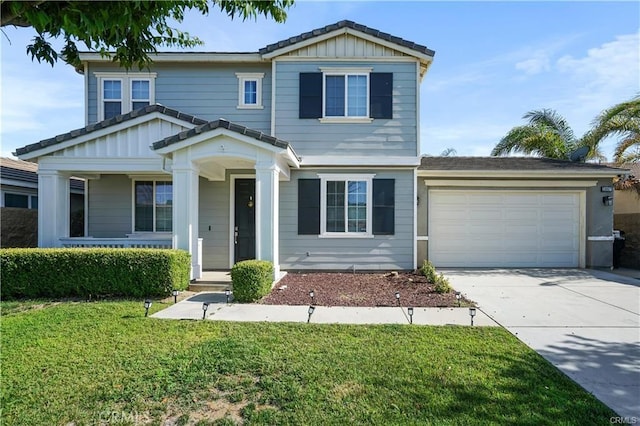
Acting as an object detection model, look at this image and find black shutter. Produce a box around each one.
[298,179,320,234]
[299,73,322,118]
[373,179,394,235]
[370,73,393,119]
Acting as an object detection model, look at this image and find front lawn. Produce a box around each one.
[1,300,614,425]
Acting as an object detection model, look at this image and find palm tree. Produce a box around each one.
[492,96,640,161]
[586,96,640,164]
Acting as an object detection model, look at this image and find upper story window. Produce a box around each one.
[95,73,156,121]
[299,70,392,122]
[325,74,368,118]
[236,73,264,109]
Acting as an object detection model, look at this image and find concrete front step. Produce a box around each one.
[189,282,232,292]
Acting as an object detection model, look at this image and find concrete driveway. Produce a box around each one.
[443,268,640,419]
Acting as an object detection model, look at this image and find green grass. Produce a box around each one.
[1,300,614,425]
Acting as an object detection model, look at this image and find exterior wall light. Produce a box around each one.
[202,302,209,320]
[469,307,477,326]
[408,307,414,324]
[144,299,152,317]
[172,290,179,304]
[307,305,315,323]
[225,288,231,304]
[602,196,613,206]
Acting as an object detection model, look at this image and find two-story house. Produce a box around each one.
[15,21,624,279]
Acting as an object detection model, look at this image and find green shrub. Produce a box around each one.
[434,273,452,294]
[420,260,438,283]
[0,248,190,299]
[231,260,274,303]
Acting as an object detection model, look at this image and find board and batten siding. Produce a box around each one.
[87,63,272,133]
[52,118,189,159]
[87,175,132,238]
[274,61,417,157]
[279,169,415,270]
[199,176,230,269]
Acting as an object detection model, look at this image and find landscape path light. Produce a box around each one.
[408,307,414,324]
[172,290,179,304]
[309,290,315,305]
[469,307,477,326]
[395,291,400,306]
[455,291,461,307]
[144,299,152,317]
[225,288,231,304]
[202,302,210,320]
[307,305,315,323]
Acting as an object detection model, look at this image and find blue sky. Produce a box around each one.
[1,1,638,160]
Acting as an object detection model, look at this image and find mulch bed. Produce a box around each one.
[261,271,468,308]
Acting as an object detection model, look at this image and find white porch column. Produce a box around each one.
[172,159,201,280]
[38,170,70,247]
[255,161,280,278]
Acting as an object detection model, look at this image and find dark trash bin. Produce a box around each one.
[613,230,625,269]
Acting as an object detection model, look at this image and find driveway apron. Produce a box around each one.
[443,268,640,419]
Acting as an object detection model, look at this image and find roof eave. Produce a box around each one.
[416,169,628,178]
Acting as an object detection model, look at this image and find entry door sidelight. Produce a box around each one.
[234,179,256,263]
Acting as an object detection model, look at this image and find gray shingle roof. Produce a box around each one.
[15,105,208,157]
[419,156,626,173]
[259,20,435,57]
[1,157,84,191]
[152,119,298,158]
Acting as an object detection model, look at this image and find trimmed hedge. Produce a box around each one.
[0,248,190,299]
[230,260,274,303]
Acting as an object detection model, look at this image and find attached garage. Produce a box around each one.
[428,190,582,267]
[417,157,626,269]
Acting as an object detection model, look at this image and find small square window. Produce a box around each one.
[236,73,264,109]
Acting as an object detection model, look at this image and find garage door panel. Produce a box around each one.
[429,191,580,267]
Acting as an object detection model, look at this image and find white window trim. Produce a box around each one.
[236,72,264,109]
[320,67,372,121]
[95,72,156,120]
[1,190,37,209]
[130,78,153,108]
[131,179,172,234]
[317,173,375,238]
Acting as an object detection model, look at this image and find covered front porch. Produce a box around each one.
[16,108,298,280]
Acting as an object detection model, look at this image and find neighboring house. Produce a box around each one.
[0,157,84,247]
[14,20,624,278]
[613,163,640,269]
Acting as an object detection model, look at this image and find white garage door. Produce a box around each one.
[429,191,581,267]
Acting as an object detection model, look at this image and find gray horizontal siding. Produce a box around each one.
[199,177,230,269]
[274,61,418,157]
[279,168,415,270]
[87,175,131,238]
[87,63,271,133]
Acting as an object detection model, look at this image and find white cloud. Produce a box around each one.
[515,53,550,75]
[556,31,640,105]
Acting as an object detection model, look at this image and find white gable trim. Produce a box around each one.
[18,113,198,160]
[154,128,287,156]
[262,27,434,62]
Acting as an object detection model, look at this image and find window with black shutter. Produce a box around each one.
[299,71,393,120]
[299,73,323,118]
[373,179,395,235]
[370,73,393,119]
[298,179,320,234]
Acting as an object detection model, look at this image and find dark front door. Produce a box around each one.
[234,179,256,263]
